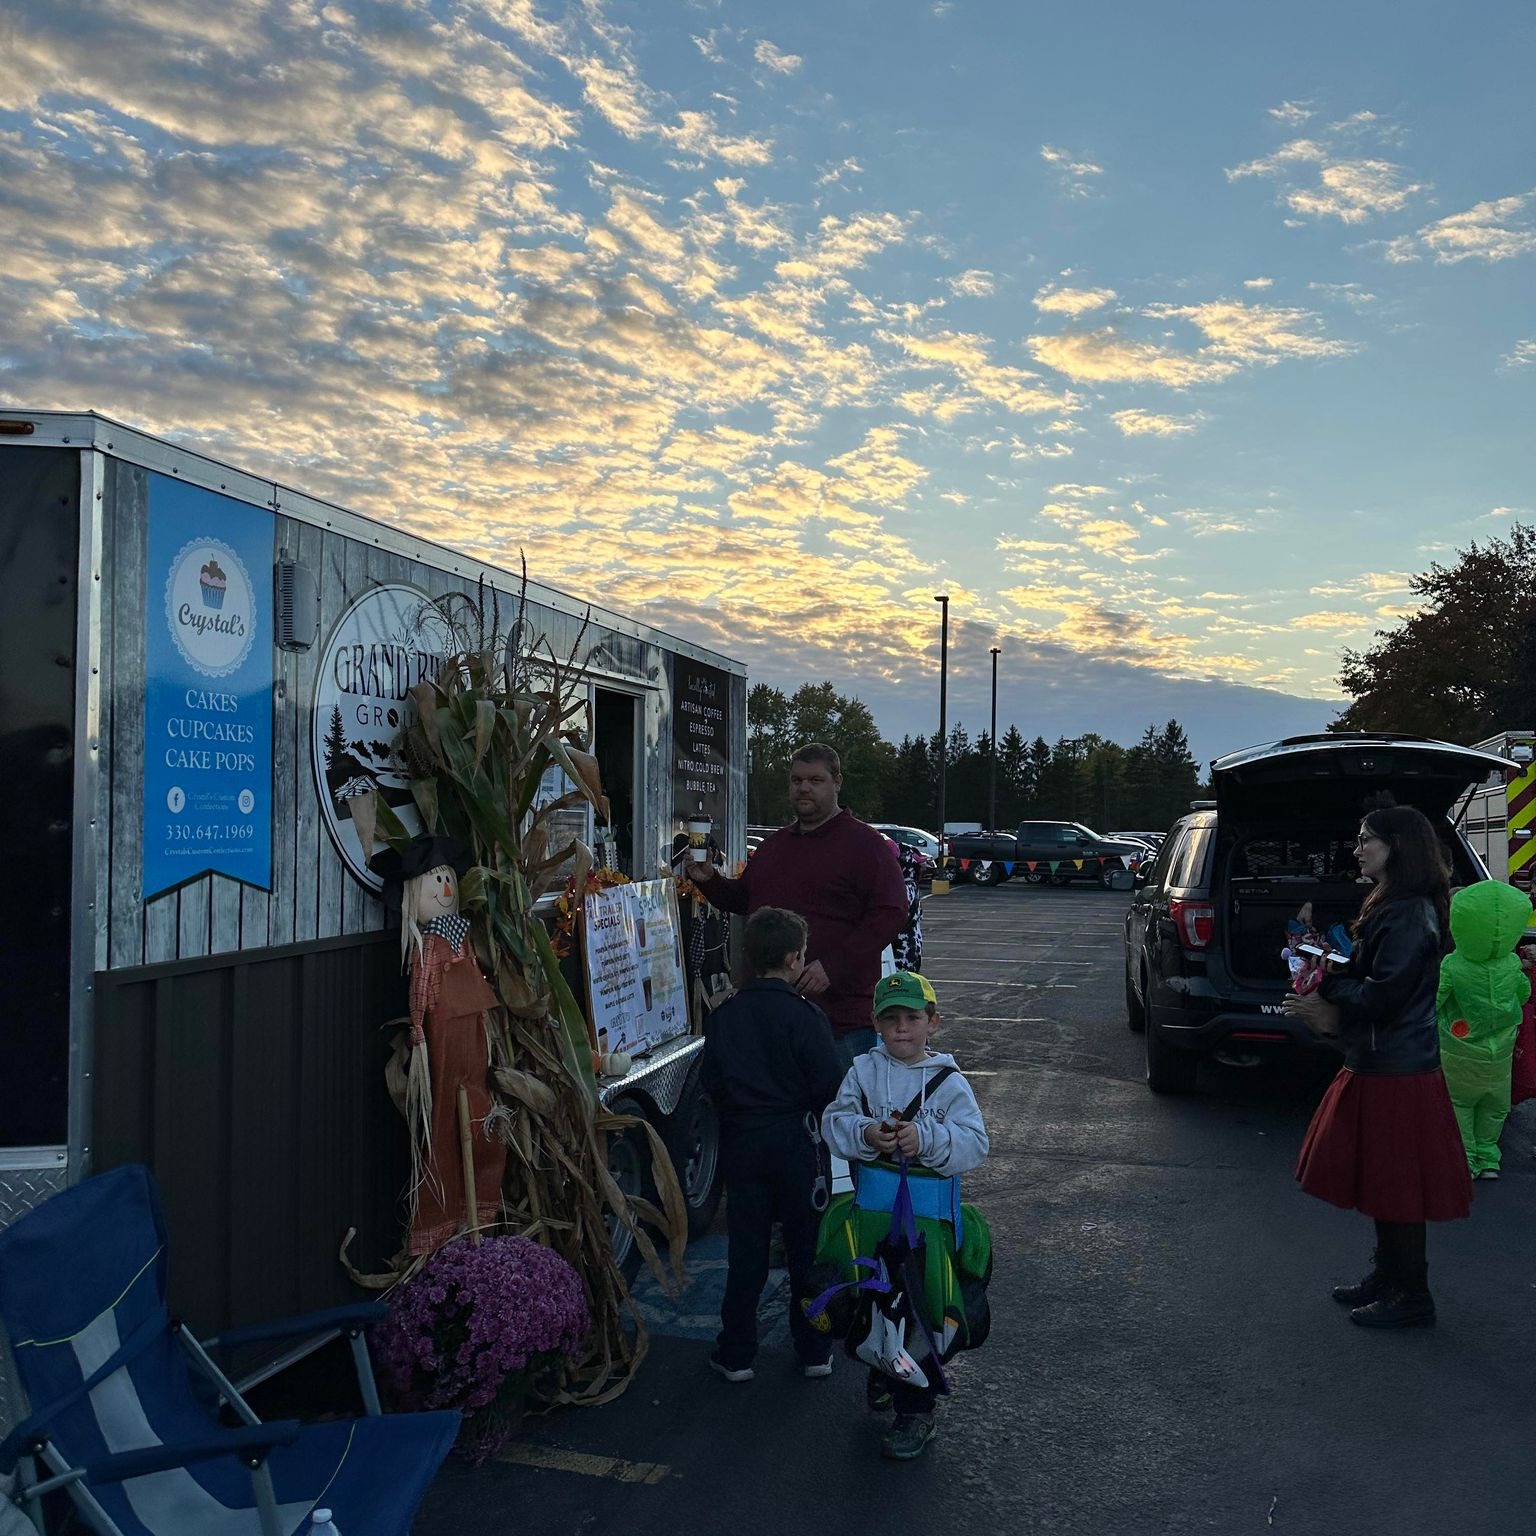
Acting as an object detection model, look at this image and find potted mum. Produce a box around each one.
[372,1234,590,1461]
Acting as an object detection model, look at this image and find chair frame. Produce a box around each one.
[8,1304,387,1536]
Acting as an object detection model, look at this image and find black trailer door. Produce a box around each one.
[0,447,78,1146]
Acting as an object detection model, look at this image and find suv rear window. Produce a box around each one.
[1166,825,1213,890]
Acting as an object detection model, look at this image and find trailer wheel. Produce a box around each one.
[665,1071,722,1238]
[603,1095,654,1282]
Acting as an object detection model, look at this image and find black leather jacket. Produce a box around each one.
[1319,895,1445,1075]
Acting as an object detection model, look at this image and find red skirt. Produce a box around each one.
[1295,1067,1472,1223]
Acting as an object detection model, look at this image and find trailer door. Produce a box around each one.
[594,686,642,876]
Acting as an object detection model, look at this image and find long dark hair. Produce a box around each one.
[1353,803,1451,941]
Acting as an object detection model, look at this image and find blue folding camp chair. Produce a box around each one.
[0,1165,458,1535]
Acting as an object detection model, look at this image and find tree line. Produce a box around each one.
[748,680,1203,833]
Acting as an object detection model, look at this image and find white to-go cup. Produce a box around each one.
[687,815,711,863]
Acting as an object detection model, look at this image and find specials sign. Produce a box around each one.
[672,655,730,839]
[312,584,451,890]
[142,474,274,898]
[583,879,689,1057]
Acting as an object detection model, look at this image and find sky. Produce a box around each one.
[2,0,1533,769]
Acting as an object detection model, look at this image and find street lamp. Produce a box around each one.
[934,594,950,856]
[988,644,1000,832]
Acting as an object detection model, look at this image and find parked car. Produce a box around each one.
[871,823,942,863]
[1013,821,1146,889]
[1124,733,1514,1094]
[1107,830,1164,854]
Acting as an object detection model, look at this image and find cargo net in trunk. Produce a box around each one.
[1226,831,1366,984]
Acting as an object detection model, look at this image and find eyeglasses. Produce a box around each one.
[1354,834,1382,849]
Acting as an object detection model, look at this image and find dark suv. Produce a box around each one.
[1124,734,1514,1093]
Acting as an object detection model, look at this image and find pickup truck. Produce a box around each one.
[946,821,1149,889]
[944,830,1018,886]
[1013,820,1146,888]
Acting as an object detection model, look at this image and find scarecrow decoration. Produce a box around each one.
[372,833,508,1256]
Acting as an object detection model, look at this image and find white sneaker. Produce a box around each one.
[1478,1168,1500,1181]
[802,1358,834,1379]
[709,1353,754,1382]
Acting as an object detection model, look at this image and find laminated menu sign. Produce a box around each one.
[583,879,689,1057]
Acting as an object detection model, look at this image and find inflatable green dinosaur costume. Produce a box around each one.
[1437,880,1533,1177]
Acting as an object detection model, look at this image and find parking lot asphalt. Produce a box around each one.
[417,882,1536,1536]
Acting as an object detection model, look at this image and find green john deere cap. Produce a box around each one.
[873,970,938,1016]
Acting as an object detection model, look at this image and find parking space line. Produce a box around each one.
[925,980,1078,988]
[497,1444,672,1485]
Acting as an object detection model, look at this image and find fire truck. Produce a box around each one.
[1458,731,1536,893]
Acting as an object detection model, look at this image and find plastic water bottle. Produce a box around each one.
[311,1513,340,1535]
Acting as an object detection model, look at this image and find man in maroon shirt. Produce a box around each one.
[683,743,908,1054]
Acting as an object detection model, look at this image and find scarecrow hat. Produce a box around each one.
[369,832,473,928]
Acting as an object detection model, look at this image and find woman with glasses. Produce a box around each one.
[1284,803,1471,1328]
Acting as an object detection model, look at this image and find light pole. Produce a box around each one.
[988,644,1000,831]
[934,594,950,852]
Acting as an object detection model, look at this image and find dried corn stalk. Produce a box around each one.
[367,569,687,1404]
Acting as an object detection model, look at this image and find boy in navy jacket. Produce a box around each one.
[702,907,845,1381]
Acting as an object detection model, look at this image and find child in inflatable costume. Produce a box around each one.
[372,834,507,1255]
[817,971,990,1460]
[1436,879,1533,1180]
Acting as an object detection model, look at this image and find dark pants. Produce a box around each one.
[871,1367,939,1416]
[718,1120,830,1369]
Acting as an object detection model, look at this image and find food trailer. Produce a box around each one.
[0,409,746,1430]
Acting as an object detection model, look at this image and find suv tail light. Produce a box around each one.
[1169,897,1215,948]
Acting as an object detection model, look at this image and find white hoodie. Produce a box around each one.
[821,1044,989,1178]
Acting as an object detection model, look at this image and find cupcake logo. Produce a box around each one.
[165,538,256,677]
[199,558,229,609]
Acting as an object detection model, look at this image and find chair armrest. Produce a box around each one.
[207,1303,388,1350]
[83,1422,303,1484]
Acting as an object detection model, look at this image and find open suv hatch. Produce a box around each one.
[1124,734,1517,1093]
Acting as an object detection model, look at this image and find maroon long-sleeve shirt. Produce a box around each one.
[704,810,909,1037]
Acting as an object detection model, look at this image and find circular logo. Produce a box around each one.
[238,788,256,815]
[311,584,452,890]
[167,786,186,814]
[164,538,256,678]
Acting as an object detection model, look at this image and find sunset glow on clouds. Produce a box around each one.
[1,0,1532,761]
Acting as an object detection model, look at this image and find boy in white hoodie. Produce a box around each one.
[821,971,989,1460]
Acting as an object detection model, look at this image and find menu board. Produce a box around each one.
[673,655,731,837]
[583,878,690,1057]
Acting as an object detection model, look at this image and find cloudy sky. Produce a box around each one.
[3,0,1532,765]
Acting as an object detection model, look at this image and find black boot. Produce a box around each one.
[1349,1281,1436,1328]
[1350,1224,1434,1329]
[1330,1252,1388,1307]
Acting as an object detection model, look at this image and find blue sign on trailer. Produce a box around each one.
[141,473,273,898]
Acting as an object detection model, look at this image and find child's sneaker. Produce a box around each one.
[802,1355,834,1379]
[709,1351,754,1383]
[881,1413,937,1460]
[865,1373,893,1412]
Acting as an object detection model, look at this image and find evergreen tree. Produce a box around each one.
[1024,736,1052,815]
[998,725,1028,827]
[883,734,936,828]
[1152,719,1200,827]
[323,704,348,770]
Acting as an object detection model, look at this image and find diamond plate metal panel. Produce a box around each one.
[0,1156,70,1438]
[599,1035,703,1117]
